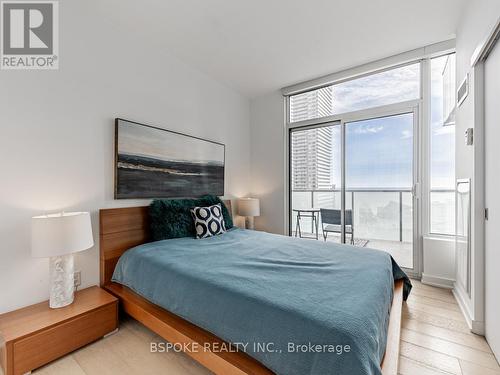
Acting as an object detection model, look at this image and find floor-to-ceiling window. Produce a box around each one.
[429,54,456,236]
[288,53,456,275]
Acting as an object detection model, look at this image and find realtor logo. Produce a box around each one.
[1,1,58,69]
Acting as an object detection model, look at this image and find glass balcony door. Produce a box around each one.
[345,112,416,269]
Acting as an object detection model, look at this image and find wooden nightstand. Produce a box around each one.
[0,286,118,375]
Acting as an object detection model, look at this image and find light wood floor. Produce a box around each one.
[26,280,499,375]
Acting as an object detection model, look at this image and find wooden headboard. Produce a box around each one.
[99,200,232,286]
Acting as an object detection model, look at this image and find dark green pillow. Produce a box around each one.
[149,195,233,241]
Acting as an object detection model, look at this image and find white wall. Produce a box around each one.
[0,0,251,314]
[250,92,286,235]
[453,0,500,334]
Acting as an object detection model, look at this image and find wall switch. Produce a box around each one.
[74,271,81,288]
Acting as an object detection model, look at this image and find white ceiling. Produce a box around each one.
[102,0,466,98]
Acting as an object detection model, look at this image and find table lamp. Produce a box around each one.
[237,198,260,230]
[32,212,94,308]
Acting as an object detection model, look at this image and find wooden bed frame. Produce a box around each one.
[99,201,403,375]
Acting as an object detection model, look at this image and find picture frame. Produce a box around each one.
[114,118,225,199]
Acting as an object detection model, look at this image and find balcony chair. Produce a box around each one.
[320,208,354,244]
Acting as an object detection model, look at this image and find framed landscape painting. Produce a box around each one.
[115,118,225,199]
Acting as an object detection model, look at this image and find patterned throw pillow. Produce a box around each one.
[190,204,227,239]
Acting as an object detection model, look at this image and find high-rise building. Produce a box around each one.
[292,128,334,190]
[290,86,334,123]
[291,87,334,191]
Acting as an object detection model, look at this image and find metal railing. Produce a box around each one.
[292,188,455,241]
[292,188,409,241]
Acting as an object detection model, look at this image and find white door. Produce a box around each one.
[485,38,500,359]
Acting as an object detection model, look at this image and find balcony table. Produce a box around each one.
[293,208,320,240]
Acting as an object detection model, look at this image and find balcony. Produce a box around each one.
[291,188,455,269]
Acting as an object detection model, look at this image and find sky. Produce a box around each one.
[344,113,414,189]
[332,63,420,114]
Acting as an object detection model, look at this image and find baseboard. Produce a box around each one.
[452,284,485,335]
[421,274,455,289]
[453,284,473,328]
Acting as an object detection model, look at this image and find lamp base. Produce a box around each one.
[244,216,255,230]
[49,254,75,309]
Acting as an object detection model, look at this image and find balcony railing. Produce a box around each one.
[291,188,455,241]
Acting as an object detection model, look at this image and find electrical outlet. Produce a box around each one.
[74,271,81,288]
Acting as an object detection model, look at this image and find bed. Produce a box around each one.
[100,201,410,375]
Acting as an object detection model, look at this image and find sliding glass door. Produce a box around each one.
[345,112,415,269]
[289,110,418,272]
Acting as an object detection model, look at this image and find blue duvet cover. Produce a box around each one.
[113,228,411,375]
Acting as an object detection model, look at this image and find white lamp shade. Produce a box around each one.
[32,212,94,258]
[237,198,260,217]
